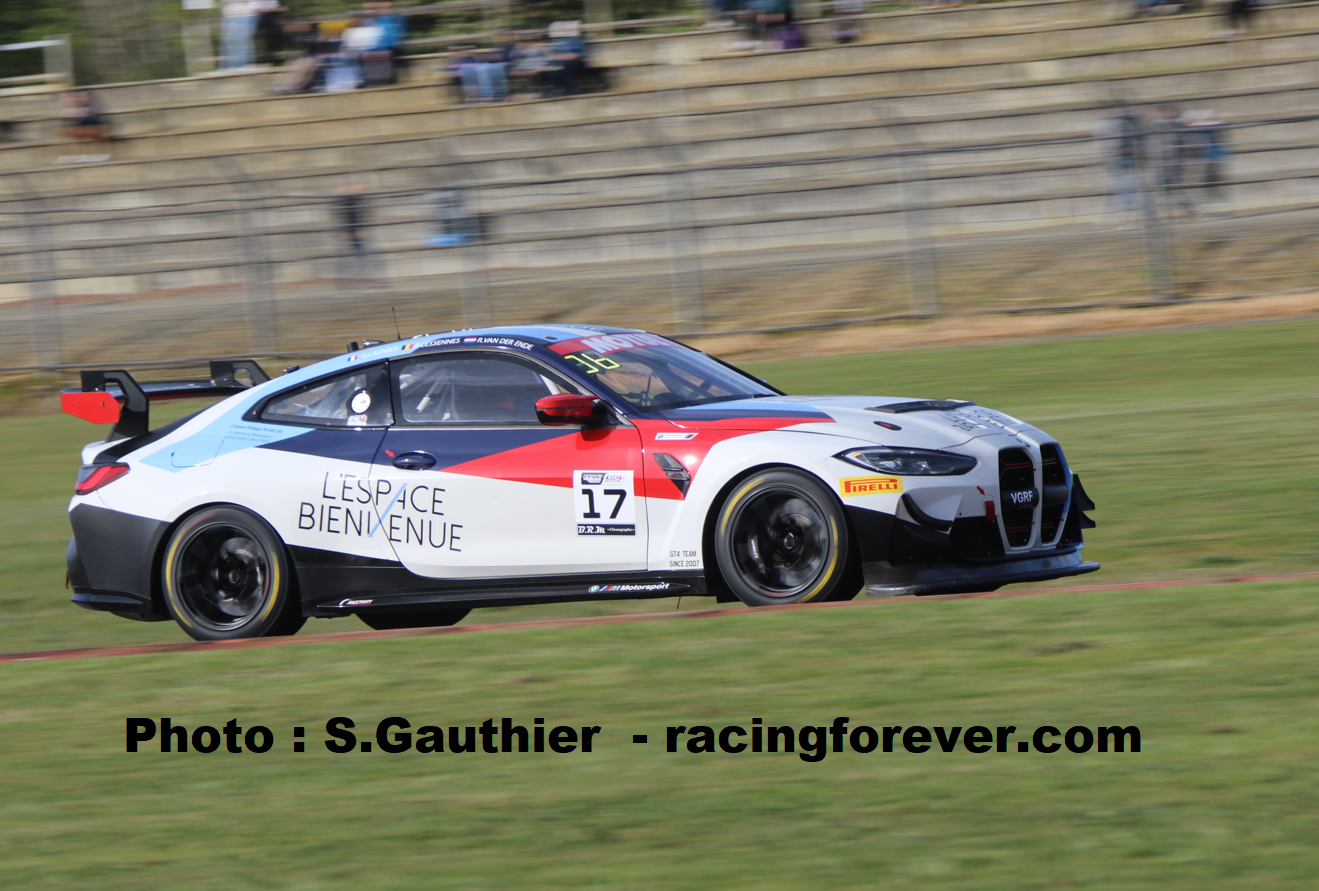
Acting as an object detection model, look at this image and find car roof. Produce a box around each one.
[291,324,659,382]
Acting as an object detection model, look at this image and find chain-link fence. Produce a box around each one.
[3,111,1318,371]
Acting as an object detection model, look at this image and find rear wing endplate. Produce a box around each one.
[61,360,271,441]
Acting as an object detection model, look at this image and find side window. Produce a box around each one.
[261,364,393,428]
[394,353,574,425]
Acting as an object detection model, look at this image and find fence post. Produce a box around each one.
[1141,114,1180,302]
[897,150,938,316]
[240,198,277,353]
[461,187,493,329]
[43,36,73,87]
[21,201,61,368]
[655,46,704,333]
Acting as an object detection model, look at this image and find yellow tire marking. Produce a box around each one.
[798,516,840,603]
[258,558,280,622]
[163,533,194,629]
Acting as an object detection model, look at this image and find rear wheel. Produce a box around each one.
[712,469,860,607]
[358,608,471,630]
[161,507,305,641]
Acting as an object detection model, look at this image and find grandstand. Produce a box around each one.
[3,0,1318,364]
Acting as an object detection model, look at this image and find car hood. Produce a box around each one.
[646,396,1045,449]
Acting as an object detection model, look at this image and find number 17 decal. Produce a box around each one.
[574,470,636,536]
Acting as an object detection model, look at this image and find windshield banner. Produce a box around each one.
[548,332,680,356]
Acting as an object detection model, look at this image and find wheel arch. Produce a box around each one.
[700,461,859,603]
[149,500,301,617]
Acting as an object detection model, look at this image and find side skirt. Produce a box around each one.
[291,547,707,617]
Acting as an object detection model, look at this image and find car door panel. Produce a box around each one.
[371,351,649,579]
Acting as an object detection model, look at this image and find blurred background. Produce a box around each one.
[2,0,1319,370]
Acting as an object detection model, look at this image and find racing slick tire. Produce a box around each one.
[712,468,861,607]
[358,608,471,630]
[161,506,306,641]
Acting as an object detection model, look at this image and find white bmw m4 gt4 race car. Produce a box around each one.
[61,325,1097,641]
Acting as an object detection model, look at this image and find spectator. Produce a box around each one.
[56,90,111,163]
[1223,0,1254,35]
[221,0,261,70]
[328,17,378,91]
[1149,105,1191,216]
[1095,103,1146,226]
[773,20,808,50]
[831,0,864,44]
[545,21,587,98]
[366,1,408,83]
[707,0,739,27]
[459,49,508,103]
[336,178,368,260]
[507,34,552,100]
[271,18,321,93]
[1183,110,1231,215]
[368,1,407,51]
[752,0,794,44]
[255,2,286,66]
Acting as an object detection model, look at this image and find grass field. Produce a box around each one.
[1,319,1317,887]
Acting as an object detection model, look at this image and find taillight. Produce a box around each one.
[75,463,130,495]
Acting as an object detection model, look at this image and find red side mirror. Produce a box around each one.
[536,393,602,426]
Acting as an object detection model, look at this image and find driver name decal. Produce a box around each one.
[574,470,636,535]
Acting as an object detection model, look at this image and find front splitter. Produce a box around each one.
[863,551,1099,597]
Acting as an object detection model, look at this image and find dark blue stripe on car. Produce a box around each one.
[258,428,386,463]
[378,428,574,469]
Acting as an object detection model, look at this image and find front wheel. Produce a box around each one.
[161,506,305,641]
[712,469,860,607]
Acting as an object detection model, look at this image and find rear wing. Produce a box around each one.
[61,360,271,441]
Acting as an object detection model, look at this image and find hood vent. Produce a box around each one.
[867,400,975,414]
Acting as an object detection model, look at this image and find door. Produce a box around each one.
[371,349,649,579]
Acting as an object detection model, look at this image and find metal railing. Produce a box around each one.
[1,113,1316,371]
[0,38,73,91]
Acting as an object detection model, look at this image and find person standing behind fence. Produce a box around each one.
[336,179,368,261]
[1095,104,1146,227]
[545,21,587,98]
[1223,0,1255,35]
[56,90,111,163]
[222,0,261,70]
[1149,105,1191,216]
[1183,110,1231,216]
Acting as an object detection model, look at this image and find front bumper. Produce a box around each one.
[847,471,1099,596]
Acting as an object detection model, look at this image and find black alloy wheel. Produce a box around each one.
[162,506,305,641]
[713,468,860,607]
[357,607,472,631]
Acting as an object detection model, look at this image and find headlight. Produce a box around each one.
[837,447,977,476]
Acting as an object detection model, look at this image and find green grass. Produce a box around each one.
[2,579,1319,889]
[1,319,1317,887]
[2,319,1317,652]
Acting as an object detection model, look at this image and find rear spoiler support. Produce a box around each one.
[62,360,272,442]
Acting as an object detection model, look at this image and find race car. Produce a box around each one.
[61,325,1097,641]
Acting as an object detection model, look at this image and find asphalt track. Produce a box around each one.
[4,572,1317,665]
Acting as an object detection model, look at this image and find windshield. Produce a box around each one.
[548,333,776,412]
